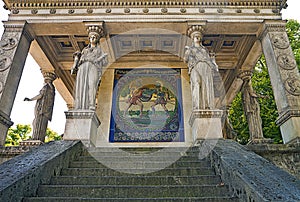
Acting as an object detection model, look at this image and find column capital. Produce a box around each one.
[84,21,105,38]
[259,20,287,40]
[42,71,57,83]
[186,22,206,38]
[237,70,252,81]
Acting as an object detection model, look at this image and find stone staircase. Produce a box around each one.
[23,147,238,201]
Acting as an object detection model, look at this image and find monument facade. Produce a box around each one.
[0,0,299,146]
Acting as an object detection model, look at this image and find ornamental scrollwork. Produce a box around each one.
[0,37,18,51]
[0,57,12,72]
[277,54,297,70]
[284,77,300,96]
[271,34,289,49]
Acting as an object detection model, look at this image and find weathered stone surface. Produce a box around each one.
[0,140,82,202]
[210,139,300,201]
[0,145,32,164]
[246,143,300,179]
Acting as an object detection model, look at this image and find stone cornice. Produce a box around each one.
[275,109,300,126]
[5,0,286,10]
[65,110,101,126]
[0,111,13,128]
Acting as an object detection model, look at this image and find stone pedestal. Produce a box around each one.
[189,110,223,141]
[64,110,100,147]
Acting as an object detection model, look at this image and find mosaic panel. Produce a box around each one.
[109,68,184,142]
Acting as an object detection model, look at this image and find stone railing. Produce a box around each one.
[0,140,82,202]
[210,139,300,201]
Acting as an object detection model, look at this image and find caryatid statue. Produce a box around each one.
[71,25,108,111]
[24,72,57,142]
[239,72,265,141]
[184,25,218,110]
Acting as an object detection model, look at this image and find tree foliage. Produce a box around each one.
[5,124,62,146]
[229,19,300,144]
[5,124,32,146]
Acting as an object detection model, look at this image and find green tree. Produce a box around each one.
[45,128,62,142]
[5,124,62,146]
[5,124,32,146]
[229,19,300,144]
[286,19,300,69]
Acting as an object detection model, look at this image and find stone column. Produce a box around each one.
[260,21,300,144]
[0,21,34,145]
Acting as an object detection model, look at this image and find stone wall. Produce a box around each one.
[246,143,300,179]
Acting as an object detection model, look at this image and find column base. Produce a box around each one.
[64,110,101,147]
[189,110,223,142]
[276,110,300,144]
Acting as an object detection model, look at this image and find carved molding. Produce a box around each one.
[189,110,223,126]
[271,33,289,49]
[65,110,101,126]
[260,22,287,40]
[284,77,300,96]
[277,54,297,70]
[7,1,285,9]
[0,111,13,128]
[276,109,300,126]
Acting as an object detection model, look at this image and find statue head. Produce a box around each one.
[87,25,102,44]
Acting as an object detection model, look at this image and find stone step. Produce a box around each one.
[75,155,203,162]
[36,185,230,198]
[60,167,215,176]
[83,147,202,153]
[23,196,238,202]
[69,160,211,169]
[50,175,221,186]
[82,149,204,157]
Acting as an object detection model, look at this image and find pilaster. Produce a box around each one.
[260,20,300,144]
[0,21,34,145]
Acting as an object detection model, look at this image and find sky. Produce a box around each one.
[0,0,299,135]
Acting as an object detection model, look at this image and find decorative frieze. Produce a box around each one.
[7,1,285,9]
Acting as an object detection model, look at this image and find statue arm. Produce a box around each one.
[24,92,43,102]
[183,46,190,63]
[209,52,219,71]
[71,51,82,75]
